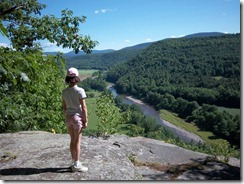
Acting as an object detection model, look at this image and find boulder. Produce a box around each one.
[0,131,240,180]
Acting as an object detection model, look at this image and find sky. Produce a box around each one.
[0,0,241,53]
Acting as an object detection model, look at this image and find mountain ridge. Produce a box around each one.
[44,49,115,56]
[183,32,225,38]
[44,32,226,56]
[63,32,229,70]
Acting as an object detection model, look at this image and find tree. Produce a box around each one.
[0,0,98,53]
[0,48,67,133]
[95,91,121,135]
[0,0,98,133]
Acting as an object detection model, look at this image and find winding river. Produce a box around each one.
[108,85,204,143]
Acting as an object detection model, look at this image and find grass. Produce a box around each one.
[78,69,99,75]
[77,70,100,131]
[218,106,240,116]
[160,109,227,146]
[78,69,99,81]
[85,88,233,146]
[79,70,236,147]
[212,76,223,80]
[85,91,100,130]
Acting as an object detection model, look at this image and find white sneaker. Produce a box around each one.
[71,161,88,172]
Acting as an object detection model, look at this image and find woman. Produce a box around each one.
[62,67,88,172]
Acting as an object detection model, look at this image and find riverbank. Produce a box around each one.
[107,84,204,143]
[126,96,145,105]
[123,95,204,143]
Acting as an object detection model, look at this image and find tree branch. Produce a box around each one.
[0,5,24,17]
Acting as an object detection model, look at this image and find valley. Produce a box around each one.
[76,32,240,156]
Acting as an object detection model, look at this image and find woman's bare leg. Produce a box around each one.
[68,127,76,161]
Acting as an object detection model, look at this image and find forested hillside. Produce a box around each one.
[65,42,152,70]
[65,33,225,70]
[106,33,240,146]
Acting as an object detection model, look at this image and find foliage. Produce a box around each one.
[112,94,239,158]
[107,34,240,108]
[106,34,240,148]
[65,43,151,70]
[0,0,98,53]
[113,95,176,140]
[0,47,66,133]
[0,0,98,134]
[95,91,121,136]
[190,104,240,146]
[80,77,107,92]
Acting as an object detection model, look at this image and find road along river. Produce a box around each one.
[108,85,204,143]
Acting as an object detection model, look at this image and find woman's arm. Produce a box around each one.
[80,98,88,128]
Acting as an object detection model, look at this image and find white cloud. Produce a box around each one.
[145,38,152,42]
[101,9,107,13]
[41,42,56,48]
[41,42,72,53]
[0,41,72,53]
[179,35,186,37]
[170,35,185,38]
[124,40,131,43]
[0,43,10,48]
[43,45,72,53]
[94,8,117,14]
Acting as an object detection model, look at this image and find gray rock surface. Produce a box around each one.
[0,131,240,180]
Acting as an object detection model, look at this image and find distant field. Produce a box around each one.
[78,69,99,75]
[85,91,100,130]
[78,69,99,81]
[78,70,99,130]
[218,106,240,116]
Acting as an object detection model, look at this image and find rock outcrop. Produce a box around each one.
[0,131,240,180]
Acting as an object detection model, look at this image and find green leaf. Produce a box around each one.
[0,22,9,38]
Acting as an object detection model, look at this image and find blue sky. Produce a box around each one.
[0,0,241,53]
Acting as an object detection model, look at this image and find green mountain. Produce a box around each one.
[106,33,240,146]
[183,32,225,38]
[44,49,114,56]
[65,32,225,70]
[65,42,153,70]
[107,33,240,109]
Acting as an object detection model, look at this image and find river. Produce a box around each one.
[108,85,204,143]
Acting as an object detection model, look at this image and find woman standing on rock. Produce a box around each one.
[62,67,88,172]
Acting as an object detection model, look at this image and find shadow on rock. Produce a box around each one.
[141,159,240,181]
[0,167,71,176]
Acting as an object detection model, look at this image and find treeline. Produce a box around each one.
[113,95,176,140]
[106,34,240,147]
[65,43,151,70]
[79,77,175,140]
[0,48,67,133]
[80,77,107,92]
[113,94,239,158]
[82,85,239,159]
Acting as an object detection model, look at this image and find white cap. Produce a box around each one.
[67,67,79,77]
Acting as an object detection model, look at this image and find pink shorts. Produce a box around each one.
[65,114,83,130]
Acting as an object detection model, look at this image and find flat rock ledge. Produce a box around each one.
[0,131,240,181]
